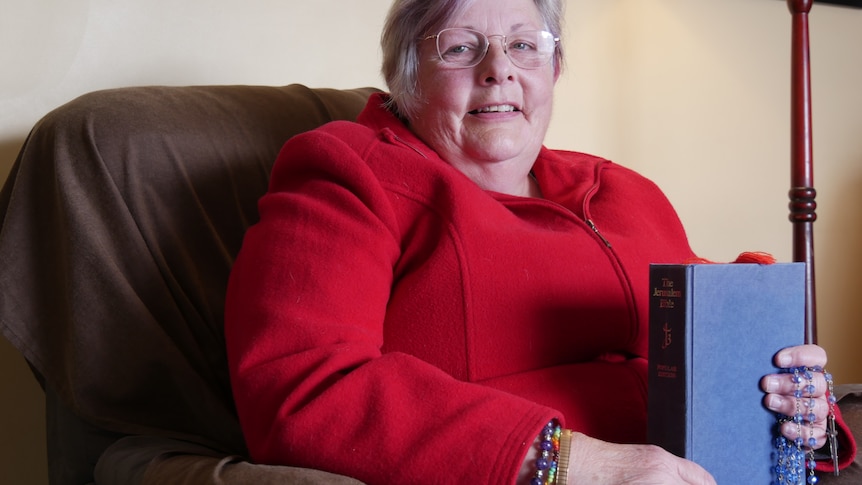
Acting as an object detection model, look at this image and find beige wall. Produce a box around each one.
[1,1,860,483]
[549,0,862,386]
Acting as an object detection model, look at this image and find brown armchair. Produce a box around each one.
[0,84,377,484]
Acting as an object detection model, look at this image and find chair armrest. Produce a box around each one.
[95,435,365,485]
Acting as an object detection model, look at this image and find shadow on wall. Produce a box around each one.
[841,170,862,381]
[815,164,862,383]
[0,139,25,188]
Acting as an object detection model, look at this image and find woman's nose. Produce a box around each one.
[478,38,514,82]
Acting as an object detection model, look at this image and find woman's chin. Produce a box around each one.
[463,135,535,164]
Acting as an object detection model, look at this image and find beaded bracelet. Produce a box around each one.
[531,420,561,485]
[774,366,839,484]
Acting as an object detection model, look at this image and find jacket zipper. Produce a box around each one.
[585,218,612,248]
[582,162,612,248]
[581,161,639,349]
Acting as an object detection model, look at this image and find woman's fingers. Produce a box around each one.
[773,344,827,369]
[779,419,828,449]
[761,348,833,451]
[761,370,829,397]
[764,392,831,423]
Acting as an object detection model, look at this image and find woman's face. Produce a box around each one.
[409,0,560,176]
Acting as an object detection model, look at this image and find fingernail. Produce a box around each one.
[765,377,780,393]
[778,352,792,367]
[766,394,783,410]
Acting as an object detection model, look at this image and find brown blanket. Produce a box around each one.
[0,84,376,484]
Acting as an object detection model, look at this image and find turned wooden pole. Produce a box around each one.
[787,0,817,344]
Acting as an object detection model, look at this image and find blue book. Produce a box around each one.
[647,263,805,484]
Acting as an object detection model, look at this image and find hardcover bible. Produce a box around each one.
[647,262,805,484]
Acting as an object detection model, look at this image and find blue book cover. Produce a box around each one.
[647,263,805,484]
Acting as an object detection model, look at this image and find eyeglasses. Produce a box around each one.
[423,28,559,69]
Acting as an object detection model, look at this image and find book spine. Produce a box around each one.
[647,264,689,458]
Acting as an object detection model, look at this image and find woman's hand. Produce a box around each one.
[564,432,716,485]
[760,344,832,449]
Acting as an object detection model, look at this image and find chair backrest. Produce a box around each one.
[0,84,379,483]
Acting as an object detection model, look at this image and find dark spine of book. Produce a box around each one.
[647,264,689,458]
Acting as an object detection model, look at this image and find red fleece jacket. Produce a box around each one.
[225,93,854,484]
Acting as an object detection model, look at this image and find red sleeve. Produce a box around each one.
[224,128,557,484]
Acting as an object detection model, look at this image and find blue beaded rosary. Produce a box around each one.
[774,366,839,484]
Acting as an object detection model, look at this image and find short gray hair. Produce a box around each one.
[380,0,565,121]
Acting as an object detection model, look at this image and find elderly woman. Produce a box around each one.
[224,0,854,483]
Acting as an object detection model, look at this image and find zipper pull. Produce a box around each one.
[586,219,612,248]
